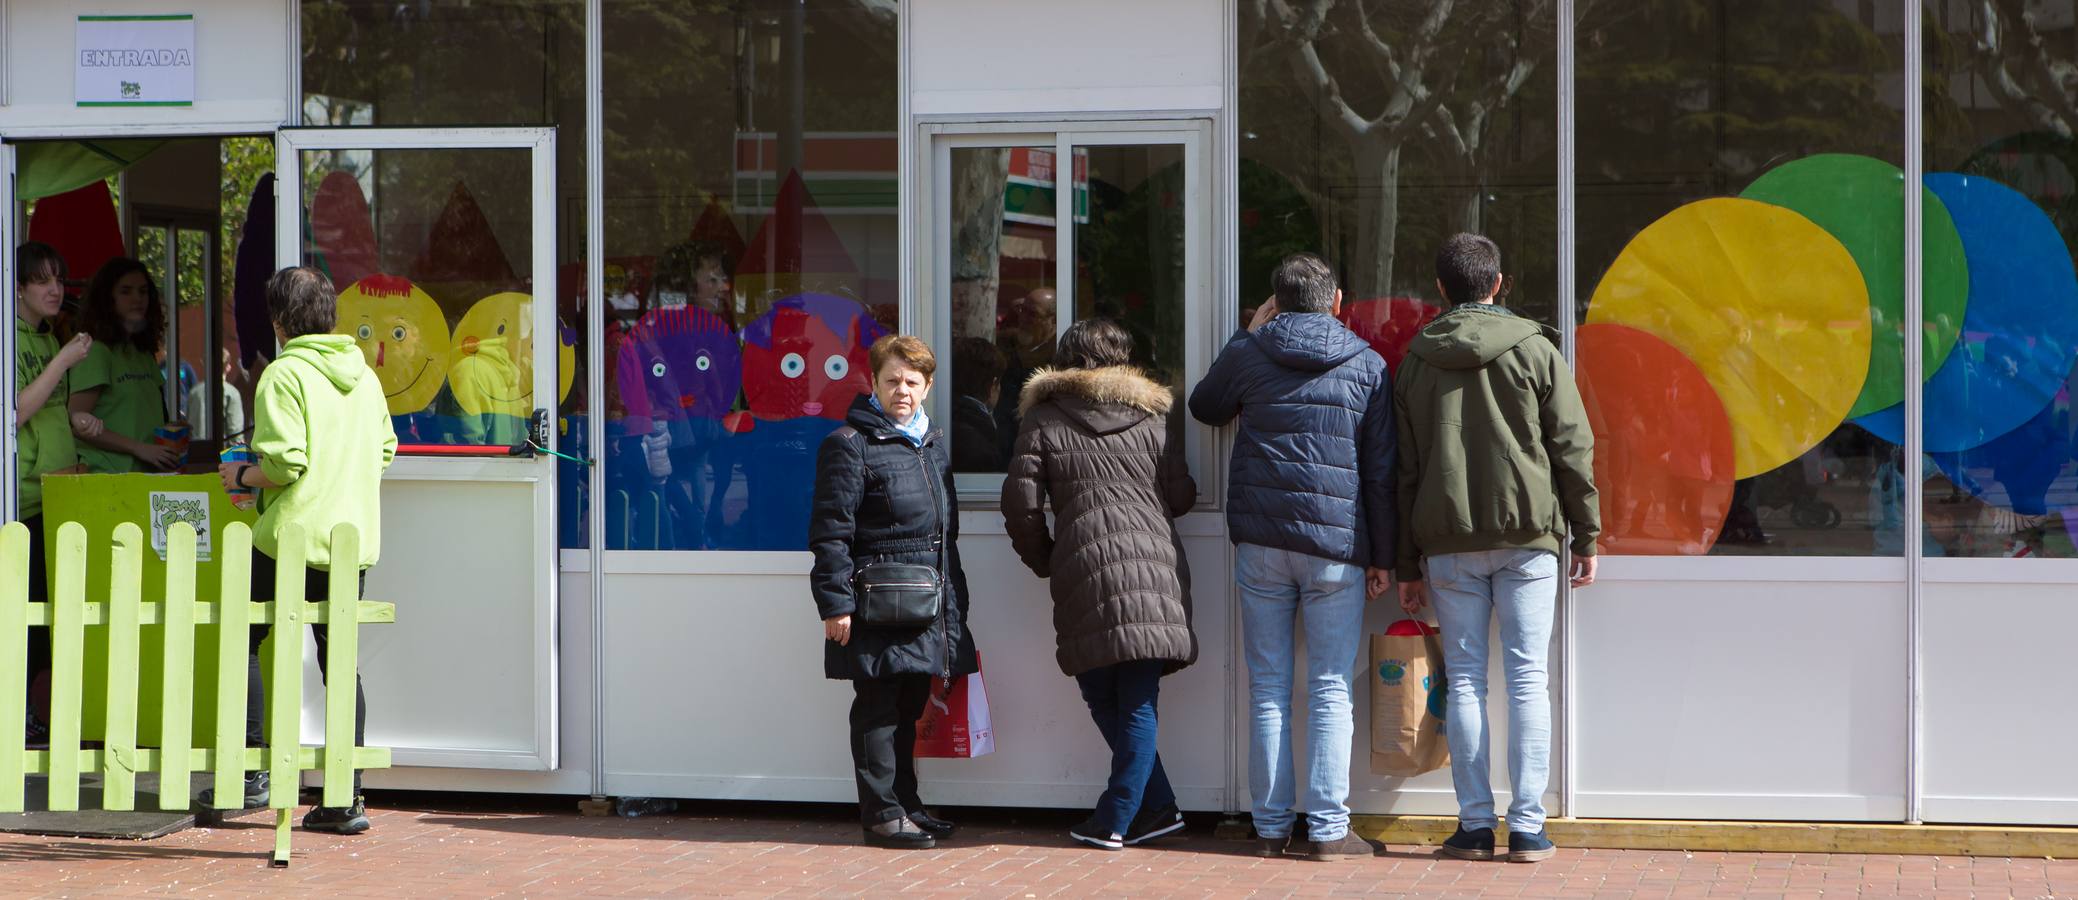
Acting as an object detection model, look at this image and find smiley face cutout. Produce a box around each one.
[336,275,452,415]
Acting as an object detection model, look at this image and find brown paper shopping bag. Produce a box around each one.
[1370,619,1449,776]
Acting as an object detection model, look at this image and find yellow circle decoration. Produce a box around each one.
[335,275,452,416]
[448,292,536,418]
[1586,198,1871,478]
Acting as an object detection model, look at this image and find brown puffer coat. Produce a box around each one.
[1002,366,1198,676]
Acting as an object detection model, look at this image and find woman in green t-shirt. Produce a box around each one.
[69,258,178,473]
[14,241,92,743]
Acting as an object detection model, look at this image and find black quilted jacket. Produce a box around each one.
[808,395,978,681]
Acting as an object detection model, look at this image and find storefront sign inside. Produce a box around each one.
[76,14,196,107]
[149,491,213,561]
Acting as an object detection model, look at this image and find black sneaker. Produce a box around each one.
[863,819,936,849]
[1508,828,1556,863]
[302,796,371,835]
[1124,803,1185,846]
[1440,825,1496,861]
[199,771,271,810]
[1069,816,1124,851]
[24,711,47,748]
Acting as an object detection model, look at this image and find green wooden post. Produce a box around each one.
[158,523,199,811]
[102,524,145,811]
[46,523,88,812]
[210,524,253,809]
[266,525,308,867]
[320,525,360,810]
[0,522,28,810]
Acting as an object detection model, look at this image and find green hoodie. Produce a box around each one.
[1393,304,1599,581]
[252,334,398,570]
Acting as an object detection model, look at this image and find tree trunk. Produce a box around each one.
[949,148,1011,343]
[1351,137,1403,298]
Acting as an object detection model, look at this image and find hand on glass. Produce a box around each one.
[1570,555,1598,588]
[133,442,180,471]
[1398,579,1427,617]
[70,411,104,438]
[823,614,853,646]
[1247,296,1279,332]
[1365,566,1393,600]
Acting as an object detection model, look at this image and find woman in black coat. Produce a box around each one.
[808,334,978,849]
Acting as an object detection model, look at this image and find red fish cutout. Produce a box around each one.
[740,293,888,425]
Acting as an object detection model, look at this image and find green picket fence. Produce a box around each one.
[0,519,394,867]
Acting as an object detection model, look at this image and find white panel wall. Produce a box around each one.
[1921,561,2078,825]
[908,0,1223,115]
[1572,561,1908,821]
[602,515,1238,811]
[0,0,290,132]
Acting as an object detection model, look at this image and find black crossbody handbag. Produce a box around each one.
[851,536,946,628]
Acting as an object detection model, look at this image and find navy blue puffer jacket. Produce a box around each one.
[1187,312,1397,568]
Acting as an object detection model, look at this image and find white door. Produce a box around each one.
[275,127,560,770]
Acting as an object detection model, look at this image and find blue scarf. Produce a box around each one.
[870,394,931,447]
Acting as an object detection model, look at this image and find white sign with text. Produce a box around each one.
[149,491,213,562]
[75,15,196,107]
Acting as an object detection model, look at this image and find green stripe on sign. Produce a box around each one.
[77,102,195,108]
[78,14,195,21]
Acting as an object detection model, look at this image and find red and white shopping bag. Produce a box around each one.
[915,654,995,758]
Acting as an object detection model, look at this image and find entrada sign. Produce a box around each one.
[75,14,196,107]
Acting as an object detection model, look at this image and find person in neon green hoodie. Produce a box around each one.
[14,242,94,745]
[216,266,397,834]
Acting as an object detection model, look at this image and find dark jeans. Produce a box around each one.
[849,674,931,826]
[1075,659,1176,834]
[21,515,50,721]
[245,548,368,798]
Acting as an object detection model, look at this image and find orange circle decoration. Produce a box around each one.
[1577,324,1737,555]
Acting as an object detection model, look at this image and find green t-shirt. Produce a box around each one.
[13,316,77,518]
[72,341,166,474]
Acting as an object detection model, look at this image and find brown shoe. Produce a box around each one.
[1307,831,1378,861]
[1253,832,1292,857]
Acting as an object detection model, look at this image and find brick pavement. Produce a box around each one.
[1,794,2073,898]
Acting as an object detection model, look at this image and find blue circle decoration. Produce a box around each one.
[1855,173,2078,451]
[1379,662,1405,683]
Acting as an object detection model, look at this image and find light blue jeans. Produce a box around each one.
[1425,548,1558,835]
[1235,543,1366,842]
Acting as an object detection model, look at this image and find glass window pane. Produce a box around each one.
[601,0,899,551]
[947,146,1058,475]
[1575,1,1904,557]
[1923,0,2078,558]
[1238,0,1559,348]
[298,148,541,451]
[172,228,213,438]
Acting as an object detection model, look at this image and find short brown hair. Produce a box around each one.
[1055,317,1133,369]
[869,334,937,381]
[267,266,339,339]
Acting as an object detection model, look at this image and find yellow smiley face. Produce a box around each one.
[448,291,535,417]
[336,275,451,415]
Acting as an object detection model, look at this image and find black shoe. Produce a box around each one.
[24,712,47,748]
[302,796,371,835]
[199,771,271,810]
[1069,816,1124,851]
[907,809,958,839]
[1508,828,1556,863]
[863,820,936,849]
[1440,826,1496,861]
[1124,803,1186,846]
[1252,831,1292,858]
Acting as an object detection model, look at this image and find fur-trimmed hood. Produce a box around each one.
[1018,366,1172,415]
[1019,365,1174,437]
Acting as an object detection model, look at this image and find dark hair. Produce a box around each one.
[1054,317,1133,369]
[951,336,1003,399]
[1271,252,1337,314]
[1435,233,1504,305]
[266,266,339,338]
[79,258,166,354]
[15,242,66,287]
